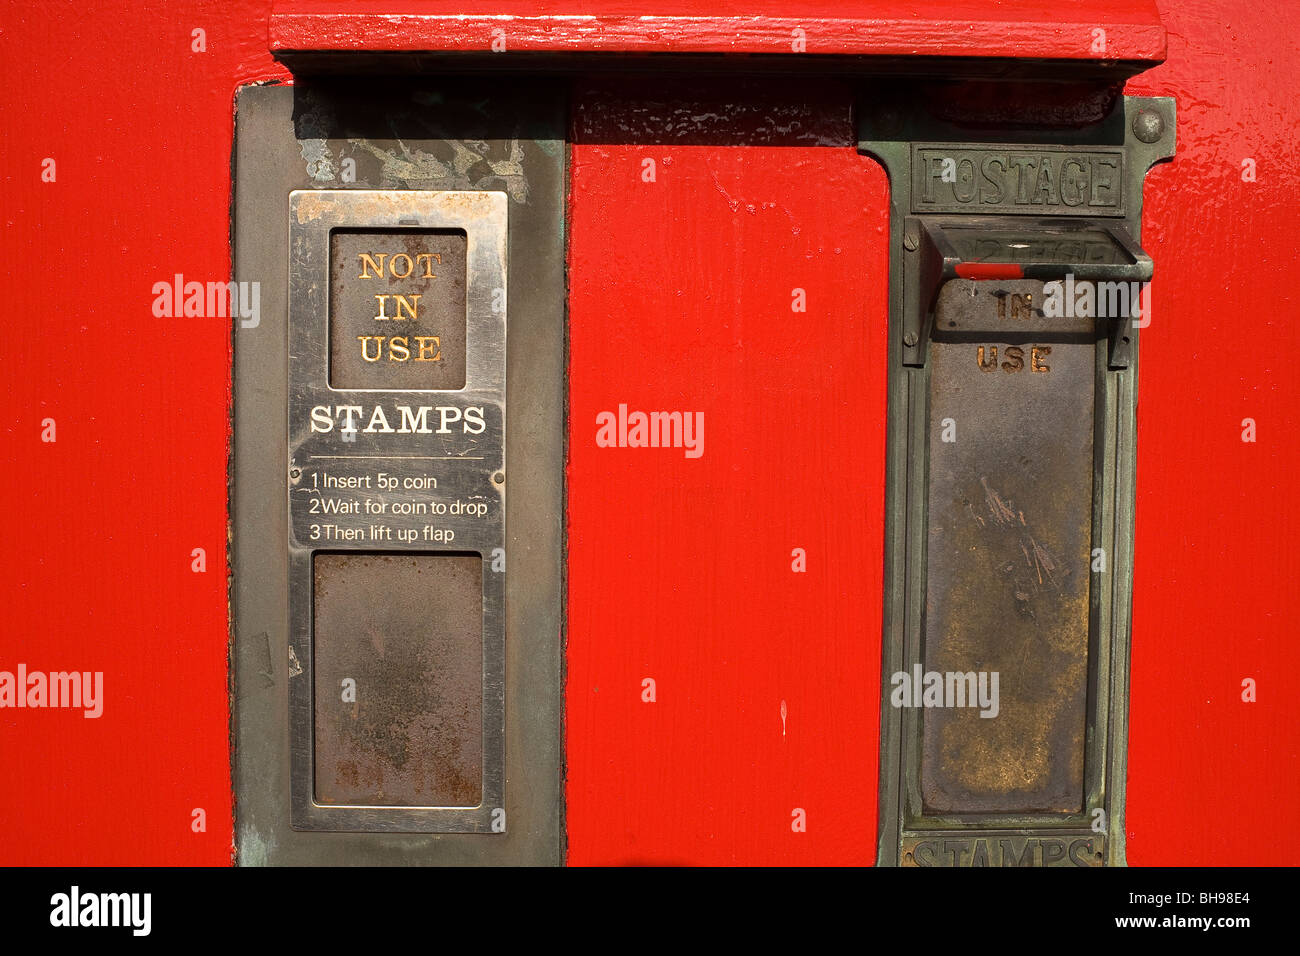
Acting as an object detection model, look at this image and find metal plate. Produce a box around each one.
[288,189,506,832]
[901,830,1105,868]
[912,145,1126,217]
[329,229,468,390]
[923,280,1095,813]
[233,82,565,864]
[861,94,1176,867]
[940,226,1135,266]
[313,553,483,808]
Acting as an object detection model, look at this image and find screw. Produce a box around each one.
[903,332,918,348]
[289,467,302,481]
[1132,109,1164,143]
[903,232,919,252]
[492,471,505,485]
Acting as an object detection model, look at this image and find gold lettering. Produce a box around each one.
[358,253,387,279]
[357,336,383,362]
[388,336,410,361]
[415,336,442,362]
[1031,346,1051,372]
[394,294,421,321]
[415,253,441,278]
[373,294,391,320]
[1001,345,1025,372]
[389,253,413,278]
[1010,294,1033,321]
[997,293,1034,321]
[977,346,998,371]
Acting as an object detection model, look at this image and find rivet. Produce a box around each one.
[1133,109,1164,144]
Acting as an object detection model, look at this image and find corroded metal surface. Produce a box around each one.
[329,229,467,390]
[313,553,483,808]
[234,82,565,863]
[912,146,1126,217]
[901,831,1105,867]
[288,188,507,832]
[923,280,1095,813]
[863,92,1174,867]
[942,226,1134,266]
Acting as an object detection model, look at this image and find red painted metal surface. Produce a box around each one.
[564,80,888,864]
[270,0,1166,62]
[1122,3,1300,866]
[0,0,1296,866]
[0,1,287,865]
[955,263,1026,280]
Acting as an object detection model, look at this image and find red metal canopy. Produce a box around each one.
[270,0,1166,71]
